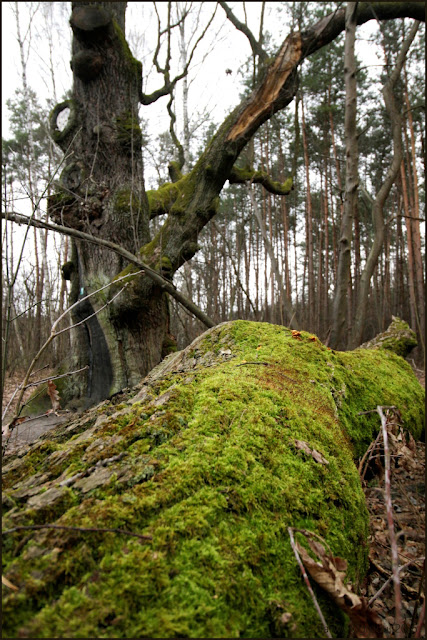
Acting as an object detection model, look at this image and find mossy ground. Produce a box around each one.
[2,321,424,638]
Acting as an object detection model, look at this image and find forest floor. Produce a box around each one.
[2,366,425,638]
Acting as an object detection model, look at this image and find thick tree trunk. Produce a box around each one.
[3,319,424,638]
[48,2,170,405]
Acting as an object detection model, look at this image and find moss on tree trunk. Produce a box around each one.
[2,319,424,638]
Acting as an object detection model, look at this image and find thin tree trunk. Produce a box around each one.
[400,163,418,332]
[330,1,358,349]
[323,154,330,336]
[350,20,419,348]
[403,63,424,352]
[328,89,343,282]
[249,185,298,328]
[301,94,315,331]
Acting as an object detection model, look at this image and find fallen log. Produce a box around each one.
[2,319,424,638]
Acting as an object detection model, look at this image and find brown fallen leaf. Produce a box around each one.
[47,379,61,411]
[295,536,383,638]
[2,575,19,591]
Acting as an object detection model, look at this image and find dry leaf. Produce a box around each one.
[2,575,19,591]
[47,379,61,411]
[294,440,329,465]
[407,432,416,452]
[296,540,383,638]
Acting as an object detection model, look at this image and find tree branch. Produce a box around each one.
[2,211,215,329]
[228,165,293,195]
[137,2,424,286]
[141,4,217,106]
[218,1,268,64]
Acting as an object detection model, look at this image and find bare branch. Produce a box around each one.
[141,4,218,105]
[288,527,332,638]
[1,366,89,422]
[218,2,268,64]
[3,211,215,329]
[3,275,132,441]
[376,406,404,638]
[166,91,185,170]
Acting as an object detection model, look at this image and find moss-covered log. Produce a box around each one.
[2,320,424,638]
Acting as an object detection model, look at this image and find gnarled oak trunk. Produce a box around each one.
[49,3,171,404]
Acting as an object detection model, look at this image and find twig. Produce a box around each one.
[409,559,425,638]
[3,211,215,329]
[288,527,332,638]
[358,430,383,480]
[2,524,152,541]
[368,557,425,606]
[415,600,425,638]
[3,275,135,448]
[2,366,88,421]
[377,405,404,638]
[358,406,396,415]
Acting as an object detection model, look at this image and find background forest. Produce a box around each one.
[2,1,425,408]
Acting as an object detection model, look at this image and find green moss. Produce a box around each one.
[111,262,141,285]
[357,316,418,358]
[2,321,424,638]
[229,166,293,195]
[168,160,183,182]
[49,100,77,143]
[111,17,142,80]
[114,188,142,214]
[115,110,142,152]
[146,180,181,216]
